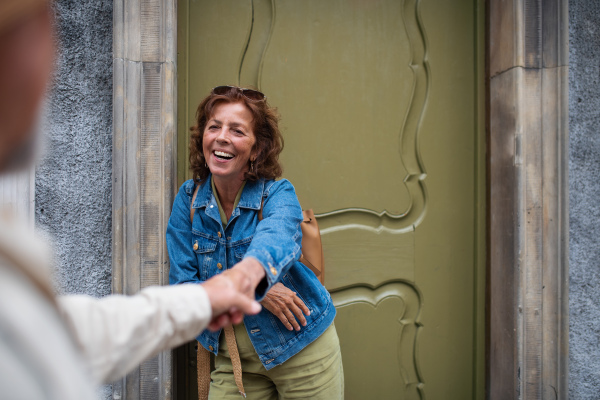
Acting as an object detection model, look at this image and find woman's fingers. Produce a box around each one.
[208,313,230,331]
[229,309,245,325]
[276,309,294,331]
[294,295,311,317]
[282,307,301,331]
[267,297,297,331]
[287,301,307,328]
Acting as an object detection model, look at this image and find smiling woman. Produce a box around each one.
[167,86,343,400]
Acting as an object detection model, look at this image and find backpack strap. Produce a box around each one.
[257,200,324,284]
[190,184,200,223]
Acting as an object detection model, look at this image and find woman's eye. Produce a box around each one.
[233,129,244,135]
[208,125,219,130]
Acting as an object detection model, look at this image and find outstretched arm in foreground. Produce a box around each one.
[57,264,263,384]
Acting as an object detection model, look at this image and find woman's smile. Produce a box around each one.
[213,150,234,160]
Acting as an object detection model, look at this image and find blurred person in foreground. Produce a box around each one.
[0,1,266,398]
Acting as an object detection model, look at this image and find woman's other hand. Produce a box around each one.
[261,283,310,331]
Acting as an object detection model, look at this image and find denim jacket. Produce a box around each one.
[167,176,336,369]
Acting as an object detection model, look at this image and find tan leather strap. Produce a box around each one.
[296,209,324,284]
[298,254,320,279]
[190,183,200,223]
[258,202,324,284]
[197,343,211,400]
[197,328,245,400]
[224,325,246,397]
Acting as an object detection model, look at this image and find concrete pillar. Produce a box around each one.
[112,0,177,398]
[489,0,569,398]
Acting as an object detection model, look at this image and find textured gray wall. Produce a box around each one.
[36,2,112,397]
[569,0,600,398]
[36,0,113,298]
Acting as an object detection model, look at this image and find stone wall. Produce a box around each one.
[569,0,600,398]
[35,0,113,397]
[36,0,112,296]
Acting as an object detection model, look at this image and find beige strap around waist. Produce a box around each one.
[197,342,211,400]
[197,325,246,399]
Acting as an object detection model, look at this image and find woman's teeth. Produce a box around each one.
[214,150,234,159]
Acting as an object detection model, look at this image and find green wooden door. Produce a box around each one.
[177,1,485,398]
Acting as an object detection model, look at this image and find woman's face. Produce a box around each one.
[203,101,256,183]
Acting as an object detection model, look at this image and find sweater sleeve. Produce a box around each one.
[57,284,211,384]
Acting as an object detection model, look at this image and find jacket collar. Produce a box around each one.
[193,174,264,211]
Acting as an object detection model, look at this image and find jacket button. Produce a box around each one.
[270,266,277,275]
[218,232,222,238]
[193,242,198,251]
[209,345,214,351]
[217,263,223,269]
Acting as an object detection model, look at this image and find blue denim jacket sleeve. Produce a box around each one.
[243,179,303,301]
[167,181,200,285]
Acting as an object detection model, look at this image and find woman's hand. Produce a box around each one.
[261,283,310,331]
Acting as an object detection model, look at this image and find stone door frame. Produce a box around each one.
[112,0,569,398]
[488,0,569,398]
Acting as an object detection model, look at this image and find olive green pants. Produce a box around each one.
[208,323,344,400]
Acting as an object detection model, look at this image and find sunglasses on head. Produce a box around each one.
[211,85,266,102]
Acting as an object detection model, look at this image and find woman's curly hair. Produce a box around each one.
[189,86,284,183]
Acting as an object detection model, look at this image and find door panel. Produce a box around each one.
[177,1,485,398]
[334,282,422,398]
[261,0,414,216]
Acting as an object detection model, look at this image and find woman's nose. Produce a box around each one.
[216,129,229,143]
